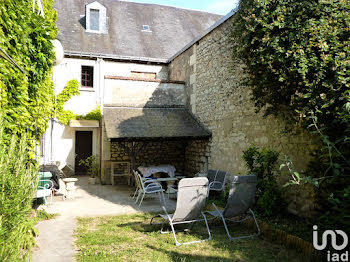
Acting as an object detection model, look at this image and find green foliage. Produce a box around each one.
[318,184,350,232]
[0,127,38,261]
[0,0,57,153]
[280,156,320,188]
[55,79,80,125]
[55,80,102,125]
[79,155,100,178]
[243,146,285,217]
[77,105,102,121]
[233,0,350,229]
[35,209,58,222]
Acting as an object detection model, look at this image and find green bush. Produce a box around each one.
[243,146,285,217]
[0,127,38,261]
[233,0,350,231]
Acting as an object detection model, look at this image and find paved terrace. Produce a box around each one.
[32,176,176,262]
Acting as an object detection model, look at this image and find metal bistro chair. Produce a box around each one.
[134,171,165,207]
[207,169,226,195]
[205,175,260,240]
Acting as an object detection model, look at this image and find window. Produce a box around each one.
[141,25,151,32]
[90,9,100,31]
[131,71,156,79]
[85,2,107,34]
[81,66,94,88]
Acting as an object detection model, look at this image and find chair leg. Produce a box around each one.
[160,191,166,205]
[135,191,141,204]
[138,192,145,207]
[202,212,212,242]
[132,187,139,199]
[219,210,260,241]
[249,209,261,236]
[217,212,233,240]
[169,221,181,246]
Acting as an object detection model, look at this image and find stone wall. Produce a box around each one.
[169,16,316,217]
[184,139,211,176]
[169,46,195,110]
[103,140,187,183]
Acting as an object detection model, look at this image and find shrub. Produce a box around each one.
[0,127,38,261]
[233,0,350,230]
[243,145,285,217]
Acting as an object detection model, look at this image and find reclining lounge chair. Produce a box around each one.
[150,177,211,246]
[205,175,260,240]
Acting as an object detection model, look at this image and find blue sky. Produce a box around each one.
[121,0,240,15]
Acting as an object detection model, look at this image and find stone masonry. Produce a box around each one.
[169,15,317,217]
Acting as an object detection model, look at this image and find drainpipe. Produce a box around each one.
[98,58,103,183]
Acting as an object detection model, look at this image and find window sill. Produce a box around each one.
[79,87,95,92]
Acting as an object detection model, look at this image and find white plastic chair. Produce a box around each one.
[134,171,165,207]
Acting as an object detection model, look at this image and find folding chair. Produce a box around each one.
[205,175,260,240]
[150,177,211,246]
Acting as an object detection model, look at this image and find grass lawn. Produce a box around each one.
[75,213,306,262]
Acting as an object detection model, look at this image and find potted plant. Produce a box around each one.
[79,155,99,184]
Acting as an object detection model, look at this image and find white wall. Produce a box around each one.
[44,57,170,171]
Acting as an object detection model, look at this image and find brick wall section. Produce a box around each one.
[169,16,316,217]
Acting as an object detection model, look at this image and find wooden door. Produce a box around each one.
[75,131,93,175]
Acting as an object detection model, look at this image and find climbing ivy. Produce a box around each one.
[0,0,57,154]
[55,80,102,125]
[55,79,80,125]
[77,105,102,121]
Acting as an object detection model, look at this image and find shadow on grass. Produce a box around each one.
[145,244,235,262]
[75,214,305,262]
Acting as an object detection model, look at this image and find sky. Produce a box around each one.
[121,0,240,15]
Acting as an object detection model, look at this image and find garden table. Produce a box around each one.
[138,165,179,193]
[138,165,176,178]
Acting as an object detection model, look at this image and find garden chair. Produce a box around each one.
[134,171,165,207]
[132,170,153,199]
[207,169,226,194]
[205,175,260,240]
[35,179,54,205]
[150,177,212,246]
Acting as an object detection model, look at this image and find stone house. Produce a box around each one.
[43,0,314,210]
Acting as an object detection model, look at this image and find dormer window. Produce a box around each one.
[85,1,107,34]
[90,9,100,31]
[142,25,152,32]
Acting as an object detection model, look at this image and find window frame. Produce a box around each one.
[81,65,94,88]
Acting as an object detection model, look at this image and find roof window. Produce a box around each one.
[85,1,107,34]
[142,25,151,32]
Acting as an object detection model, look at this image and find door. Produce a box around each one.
[75,131,93,175]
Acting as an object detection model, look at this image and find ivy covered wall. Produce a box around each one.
[0,0,57,154]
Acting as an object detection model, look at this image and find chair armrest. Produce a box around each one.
[209,181,223,189]
[144,182,162,190]
[38,180,54,190]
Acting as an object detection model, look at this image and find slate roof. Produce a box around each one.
[104,107,211,140]
[54,0,222,62]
